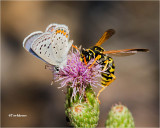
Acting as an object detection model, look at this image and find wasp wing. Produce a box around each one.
[95,29,115,46]
[103,49,149,56]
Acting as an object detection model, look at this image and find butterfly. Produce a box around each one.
[23,24,73,70]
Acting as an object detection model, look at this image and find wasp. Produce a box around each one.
[80,29,149,104]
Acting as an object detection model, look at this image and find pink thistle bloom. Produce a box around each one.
[52,48,102,98]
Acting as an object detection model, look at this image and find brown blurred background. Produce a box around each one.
[1,1,159,127]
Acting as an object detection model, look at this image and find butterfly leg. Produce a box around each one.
[51,80,54,85]
[45,64,50,69]
[97,73,116,104]
[88,55,101,69]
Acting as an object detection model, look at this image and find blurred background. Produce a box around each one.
[1,1,159,127]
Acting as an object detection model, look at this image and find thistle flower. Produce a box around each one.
[49,48,101,127]
[53,48,102,98]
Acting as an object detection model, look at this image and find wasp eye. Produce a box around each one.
[86,54,89,59]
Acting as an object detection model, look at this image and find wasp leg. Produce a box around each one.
[88,55,101,69]
[97,74,116,104]
[102,60,109,71]
[72,44,80,52]
[84,56,88,65]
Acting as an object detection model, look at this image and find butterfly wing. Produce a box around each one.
[103,49,149,56]
[23,31,43,51]
[31,32,59,65]
[50,24,73,68]
[45,23,57,33]
[23,31,47,62]
[23,24,73,68]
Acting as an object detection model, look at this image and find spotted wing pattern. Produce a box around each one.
[45,23,57,33]
[31,32,59,65]
[23,31,47,62]
[50,24,73,67]
[25,24,73,68]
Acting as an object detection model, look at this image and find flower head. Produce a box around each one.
[52,48,102,98]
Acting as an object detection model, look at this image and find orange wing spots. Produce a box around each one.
[66,34,68,38]
[63,32,66,35]
[56,30,61,34]
[51,28,54,32]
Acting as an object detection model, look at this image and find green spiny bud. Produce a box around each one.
[65,86,99,128]
[105,104,135,128]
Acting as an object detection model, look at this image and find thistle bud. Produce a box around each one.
[65,86,99,128]
[105,104,135,128]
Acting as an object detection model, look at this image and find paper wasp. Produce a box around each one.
[80,29,149,104]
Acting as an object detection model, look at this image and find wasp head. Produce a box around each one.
[81,48,94,63]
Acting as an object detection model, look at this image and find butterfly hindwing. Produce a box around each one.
[31,32,58,65]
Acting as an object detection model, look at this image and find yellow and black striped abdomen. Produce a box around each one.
[101,56,115,87]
